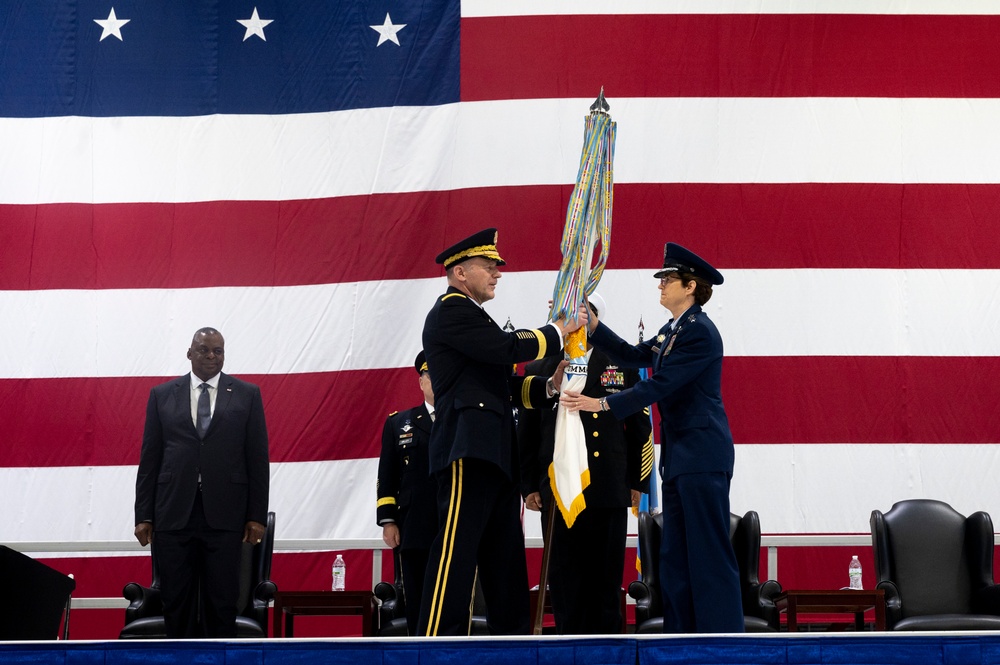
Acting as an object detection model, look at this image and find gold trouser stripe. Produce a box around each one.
[426,459,463,635]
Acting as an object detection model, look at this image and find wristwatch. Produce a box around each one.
[599,397,609,412]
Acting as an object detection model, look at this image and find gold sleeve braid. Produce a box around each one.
[521,375,538,410]
[515,329,546,360]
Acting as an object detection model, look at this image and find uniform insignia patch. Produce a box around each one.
[664,333,677,356]
[600,366,625,392]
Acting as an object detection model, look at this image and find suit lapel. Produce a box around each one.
[655,305,702,370]
[654,327,671,371]
[174,375,198,436]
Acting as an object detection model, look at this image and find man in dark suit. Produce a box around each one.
[561,243,744,633]
[376,350,437,635]
[518,295,653,634]
[133,327,270,638]
[418,228,587,636]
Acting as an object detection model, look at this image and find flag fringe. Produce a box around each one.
[547,462,591,528]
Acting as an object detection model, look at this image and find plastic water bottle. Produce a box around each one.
[332,554,346,591]
[848,555,863,590]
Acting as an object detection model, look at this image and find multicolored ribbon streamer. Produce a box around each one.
[547,97,617,529]
[550,110,616,341]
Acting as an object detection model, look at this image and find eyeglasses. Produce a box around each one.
[659,275,681,286]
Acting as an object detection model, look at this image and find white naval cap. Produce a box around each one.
[587,292,607,319]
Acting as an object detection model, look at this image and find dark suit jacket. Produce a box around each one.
[590,305,734,480]
[135,372,270,532]
[422,286,562,478]
[376,404,438,550]
[518,351,652,508]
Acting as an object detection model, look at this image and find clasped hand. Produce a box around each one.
[560,390,601,413]
[553,305,590,335]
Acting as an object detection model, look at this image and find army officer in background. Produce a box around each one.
[376,350,437,635]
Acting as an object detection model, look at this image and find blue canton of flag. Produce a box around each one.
[0,0,458,118]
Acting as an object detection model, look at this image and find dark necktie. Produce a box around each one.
[196,383,211,438]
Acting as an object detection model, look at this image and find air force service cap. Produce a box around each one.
[653,242,724,285]
[414,351,428,375]
[435,228,506,270]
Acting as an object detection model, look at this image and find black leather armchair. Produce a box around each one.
[870,499,1000,630]
[373,578,409,636]
[630,510,782,633]
[120,511,277,638]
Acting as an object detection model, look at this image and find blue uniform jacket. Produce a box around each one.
[589,305,734,480]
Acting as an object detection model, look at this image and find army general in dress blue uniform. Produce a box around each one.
[418,228,587,636]
[561,243,744,634]
[376,351,437,635]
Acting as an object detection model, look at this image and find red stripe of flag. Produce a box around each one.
[0,369,415,467]
[461,14,1000,101]
[724,356,1000,445]
[4,357,999,468]
[5,183,1000,290]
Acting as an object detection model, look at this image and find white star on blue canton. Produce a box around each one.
[238,7,274,42]
[370,13,406,47]
[94,7,130,42]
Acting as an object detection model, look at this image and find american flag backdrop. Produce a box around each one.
[4,0,1000,635]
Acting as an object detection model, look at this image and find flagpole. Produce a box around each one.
[532,505,557,634]
[535,88,616,634]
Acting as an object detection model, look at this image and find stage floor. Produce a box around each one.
[3,632,1000,665]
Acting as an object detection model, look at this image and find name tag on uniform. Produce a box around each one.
[651,333,666,355]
